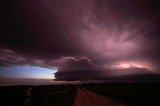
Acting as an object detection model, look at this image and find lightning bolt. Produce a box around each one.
[71,56,99,68]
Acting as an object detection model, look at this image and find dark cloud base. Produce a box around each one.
[1,0,160,81]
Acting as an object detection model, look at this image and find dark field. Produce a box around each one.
[0,83,160,106]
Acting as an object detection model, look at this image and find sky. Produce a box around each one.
[0,66,57,79]
[1,0,160,82]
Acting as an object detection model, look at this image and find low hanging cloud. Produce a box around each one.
[54,57,105,81]
[0,49,26,66]
[0,48,53,68]
[1,0,160,81]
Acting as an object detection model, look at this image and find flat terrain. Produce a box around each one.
[74,87,123,106]
[0,83,160,106]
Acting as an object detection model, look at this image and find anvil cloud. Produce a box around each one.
[1,0,160,81]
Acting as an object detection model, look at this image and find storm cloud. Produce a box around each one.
[54,57,104,81]
[1,0,160,81]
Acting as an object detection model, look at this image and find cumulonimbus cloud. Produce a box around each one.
[54,57,105,81]
[1,0,160,81]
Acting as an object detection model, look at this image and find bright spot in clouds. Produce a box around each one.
[81,23,140,58]
[117,63,132,69]
[0,66,58,79]
[109,61,154,71]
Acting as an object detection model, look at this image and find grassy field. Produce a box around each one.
[0,83,160,106]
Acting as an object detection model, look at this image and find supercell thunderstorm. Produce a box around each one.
[1,0,160,80]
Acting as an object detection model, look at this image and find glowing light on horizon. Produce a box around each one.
[117,63,132,69]
[109,61,154,72]
[0,66,58,79]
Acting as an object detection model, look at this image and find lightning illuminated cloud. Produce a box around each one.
[1,0,160,81]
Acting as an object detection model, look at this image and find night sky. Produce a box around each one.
[1,0,160,83]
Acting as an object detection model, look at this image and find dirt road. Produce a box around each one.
[73,87,124,106]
